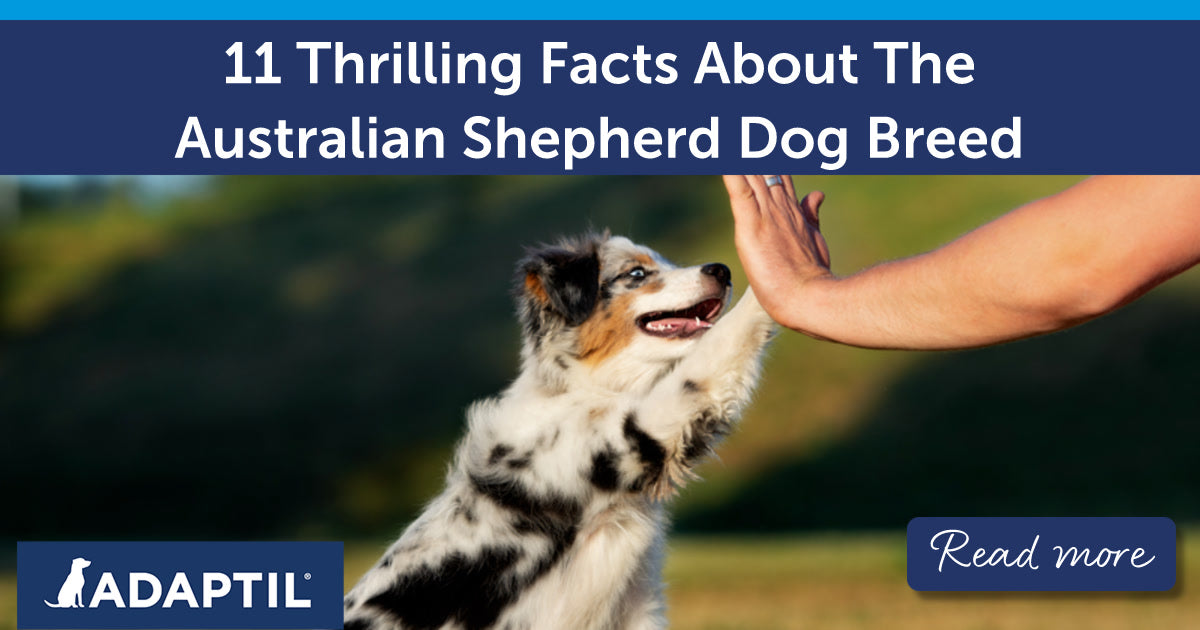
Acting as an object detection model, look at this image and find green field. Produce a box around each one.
[326,533,1197,630]
[8,533,1192,630]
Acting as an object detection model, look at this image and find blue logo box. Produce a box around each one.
[18,541,343,629]
[907,517,1176,591]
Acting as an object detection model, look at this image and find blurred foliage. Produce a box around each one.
[15,177,129,216]
[0,176,727,541]
[2,175,1198,545]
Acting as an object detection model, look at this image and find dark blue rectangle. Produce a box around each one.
[5,0,1200,20]
[907,517,1176,591]
[17,541,343,629]
[0,21,1197,174]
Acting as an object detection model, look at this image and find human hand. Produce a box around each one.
[724,175,831,329]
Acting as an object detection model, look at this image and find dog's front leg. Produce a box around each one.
[628,289,776,497]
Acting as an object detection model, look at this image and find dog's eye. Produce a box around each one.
[627,267,646,279]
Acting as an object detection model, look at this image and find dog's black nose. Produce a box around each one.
[701,263,731,286]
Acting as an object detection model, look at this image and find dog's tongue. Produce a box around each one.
[644,316,714,336]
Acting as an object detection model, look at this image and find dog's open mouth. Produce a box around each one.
[637,298,724,339]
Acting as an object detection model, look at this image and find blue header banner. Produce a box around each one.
[1,20,1197,175]
[17,541,343,629]
[907,517,1177,591]
[0,1,1198,20]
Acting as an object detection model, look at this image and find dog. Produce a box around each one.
[344,233,776,630]
[45,557,91,608]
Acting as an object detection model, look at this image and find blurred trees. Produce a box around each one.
[3,175,1197,544]
[1,176,725,540]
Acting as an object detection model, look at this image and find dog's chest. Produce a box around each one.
[499,495,662,629]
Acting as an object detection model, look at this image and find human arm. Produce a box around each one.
[725,175,1200,350]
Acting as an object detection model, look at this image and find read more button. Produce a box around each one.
[906,517,1176,592]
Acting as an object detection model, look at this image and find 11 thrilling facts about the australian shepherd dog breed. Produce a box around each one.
[344,233,778,630]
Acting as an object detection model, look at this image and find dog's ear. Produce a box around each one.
[518,241,601,327]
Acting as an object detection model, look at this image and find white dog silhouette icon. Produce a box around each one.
[44,557,91,608]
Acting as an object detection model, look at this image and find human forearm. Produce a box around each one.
[730,175,1200,350]
[776,248,1100,350]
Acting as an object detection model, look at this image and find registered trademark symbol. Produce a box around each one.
[304,573,312,580]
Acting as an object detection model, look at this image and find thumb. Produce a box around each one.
[799,190,825,227]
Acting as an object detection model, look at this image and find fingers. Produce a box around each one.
[725,175,795,200]
[751,175,799,210]
[724,175,762,228]
[745,174,772,203]
[764,175,794,208]
[723,175,751,199]
[781,175,797,200]
[725,175,817,230]
[760,176,808,232]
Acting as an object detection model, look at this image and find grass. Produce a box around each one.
[335,532,1198,630]
[5,532,1195,629]
[661,535,1200,630]
[0,575,11,630]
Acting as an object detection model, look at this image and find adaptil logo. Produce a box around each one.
[44,557,91,608]
[40,555,313,610]
[18,542,342,629]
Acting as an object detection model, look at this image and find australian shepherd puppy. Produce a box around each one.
[344,233,776,630]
